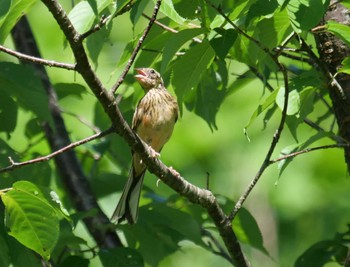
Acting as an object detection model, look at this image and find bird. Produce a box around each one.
[111,68,179,224]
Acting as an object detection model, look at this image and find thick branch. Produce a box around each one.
[313,1,350,171]
[11,16,122,248]
[40,0,249,265]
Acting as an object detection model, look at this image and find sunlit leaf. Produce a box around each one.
[276,87,300,115]
[287,0,328,33]
[68,0,112,34]
[1,181,60,260]
[327,20,350,47]
[153,0,186,25]
[161,28,207,73]
[0,0,38,44]
[172,40,215,107]
[338,57,350,74]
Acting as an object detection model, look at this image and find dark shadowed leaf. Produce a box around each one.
[99,248,144,267]
[0,62,50,122]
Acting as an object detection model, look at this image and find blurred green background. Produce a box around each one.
[1,0,350,266]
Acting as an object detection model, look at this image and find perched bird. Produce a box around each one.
[111,68,179,224]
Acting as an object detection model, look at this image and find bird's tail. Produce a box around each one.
[111,168,146,224]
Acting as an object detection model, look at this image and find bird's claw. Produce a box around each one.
[147,145,160,158]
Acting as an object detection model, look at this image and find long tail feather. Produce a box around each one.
[111,168,146,224]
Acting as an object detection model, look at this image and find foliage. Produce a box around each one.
[0,0,349,266]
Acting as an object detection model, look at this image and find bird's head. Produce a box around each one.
[135,68,164,90]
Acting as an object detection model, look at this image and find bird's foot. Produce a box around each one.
[147,145,160,158]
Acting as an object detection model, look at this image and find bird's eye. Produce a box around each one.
[150,69,155,74]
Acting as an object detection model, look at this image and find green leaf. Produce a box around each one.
[210,28,237,60]
[233,208,269,255]
[99,248,144,267]
[295,240,347,267]
[1,181,60,260]
[172,40,215,106]
[287,0,328,33]
[0,94,17,135]
[245,89,278,129]
[154,0,186,25]
[338,57,350,74]
[0,62,50,122]
[120,202,203,266]
[68,0,111,34]
[185,64,228,131]
[276,87,300,115]
[256,7,292,49]
[161,28,207,73]
[0,0,39,44]
[87,21,112,66]
[327,20,350,47]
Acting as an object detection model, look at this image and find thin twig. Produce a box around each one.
[110,0,162,94]
[0,127,113,174]
[270,143,349,164]
[142,13,202,43]
[206,0,290,221]
[229,63,289,220]
[80,15,110,40]
[0,44,76,70]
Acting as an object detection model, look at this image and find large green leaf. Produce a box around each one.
[0,0,39,44]
[185,63,228,131]
[0,62,50,122]
[256,7,292,49]
[1,181,60,260]
[153,0,186,25]
[287,0,328,33]
[172,40,215,106]
[326,20,350,47]
[120,202,204,266]
[233,207,268,255]
[68,0,112,34]
[161,28,207,73]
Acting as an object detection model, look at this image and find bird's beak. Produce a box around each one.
[134,68,147,81]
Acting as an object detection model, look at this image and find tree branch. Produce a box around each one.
[11,15,122,248]
[0,44,76,70]
[270,143,349,164]
[110,0,162,94]
[40,0,250,265]
[0,127,113,174]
